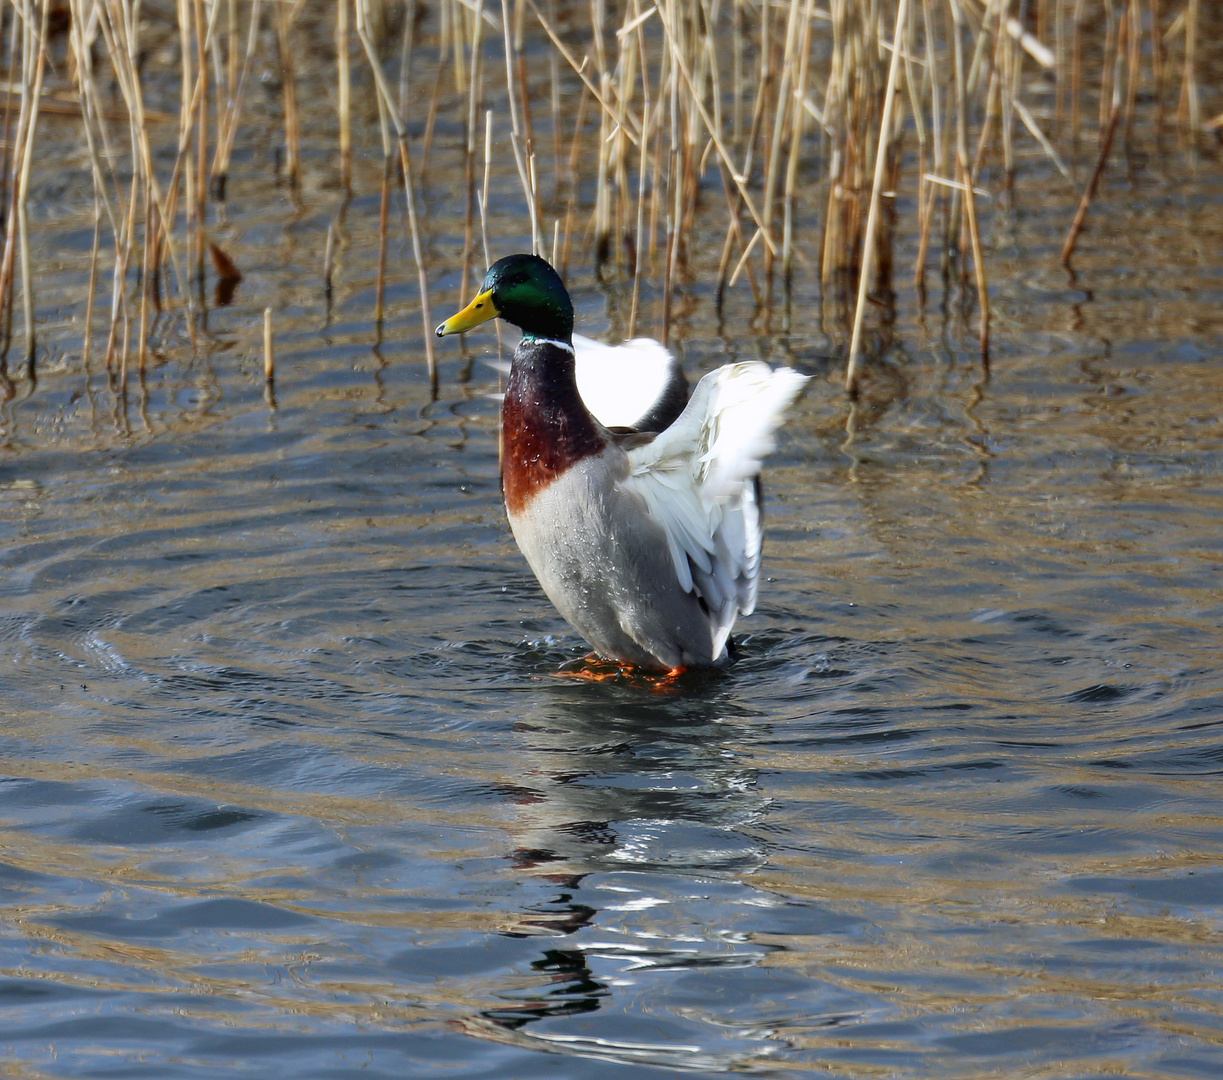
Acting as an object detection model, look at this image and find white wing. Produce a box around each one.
[622,362,807,655]
[482,334,681,430]
[572,334,679,429]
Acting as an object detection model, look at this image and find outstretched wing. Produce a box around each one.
[483,333,687,431]
[622,362,807,655]
[572,334,686,430]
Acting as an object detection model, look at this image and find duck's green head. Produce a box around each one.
[435,254,574,342]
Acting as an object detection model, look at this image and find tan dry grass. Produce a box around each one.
[0,0,1209,395]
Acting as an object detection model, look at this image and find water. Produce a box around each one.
[2,41,1223,1080]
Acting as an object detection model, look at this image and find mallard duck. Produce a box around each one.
[436,253,807,673]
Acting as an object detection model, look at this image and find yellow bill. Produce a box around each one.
[435,289,499,336]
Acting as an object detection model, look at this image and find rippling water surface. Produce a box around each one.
[2,48,1223,1080]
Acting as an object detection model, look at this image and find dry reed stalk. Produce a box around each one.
[419,59,447,182]
[760,0,804,294]
[276,3,301,189]
[1061,3,1128,265]
[366,13,394,336]
[177,0,199,288]
[593,83,611,267]
[0,4,42,363]
[0,56,19,369]
[644,92,663,272]
[715,164,760,308]
[626,0,658,332]
[845,0,909,396]
[913,0,943,296]
[782,0,818,287]
[605,3,639,273]
[356,0,436,383]
[1122,0,1140,154]
[553,65,587,259]
[950,0,990,358]
[527,0,636,268]
[375,154,392,329]
[92,1,164,372]
[165,0,223,328]
[1000,4,1018,193]
[1053,0,1066,129]
[1099,0,1117,134]
[657,0,776,260]
[1149,0,1164,132]
[212,0,261,200]
[1,0,49,365]
[103,0,199,347]
[970,64,1000,186]
[262,305,276,407]
[548,48,562,194]
[0,12,16,229]
[514,3,539,194]
[83,201,103,371]
[263,307,274,381]
[756,0,784,297]
[1070,0,1084,156]
[0,0,1201,404]
[461,0,487,305]
[475,105,505,466]
[396,0,418,119]
[502,0,542,252]
[337,0,353,191]
[821,0,873,295]
[224,0,239,109]
[445,0,464,90]
[1177,0,1199,135]
[480,108,494,274]
[477,104,509,362]
[192,0,208,281]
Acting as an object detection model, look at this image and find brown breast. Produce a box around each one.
[499,337,609,517]
[501,386,606,516]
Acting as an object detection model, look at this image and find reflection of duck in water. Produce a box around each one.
[437,254,807,674]
[458,690,782,1071]
[502,698,770,886]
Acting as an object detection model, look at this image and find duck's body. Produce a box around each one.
[437,254,806,672]
[509,445,718,668]
[501,335,732,668]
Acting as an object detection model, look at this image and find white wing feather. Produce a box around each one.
[572,334,677,428]
[485,334,678,430]
[623,362,807,655]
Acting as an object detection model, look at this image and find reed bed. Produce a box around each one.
[0,0,1211,399]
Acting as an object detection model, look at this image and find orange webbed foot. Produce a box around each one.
[646,666,688,693]
[550,655,689,692]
